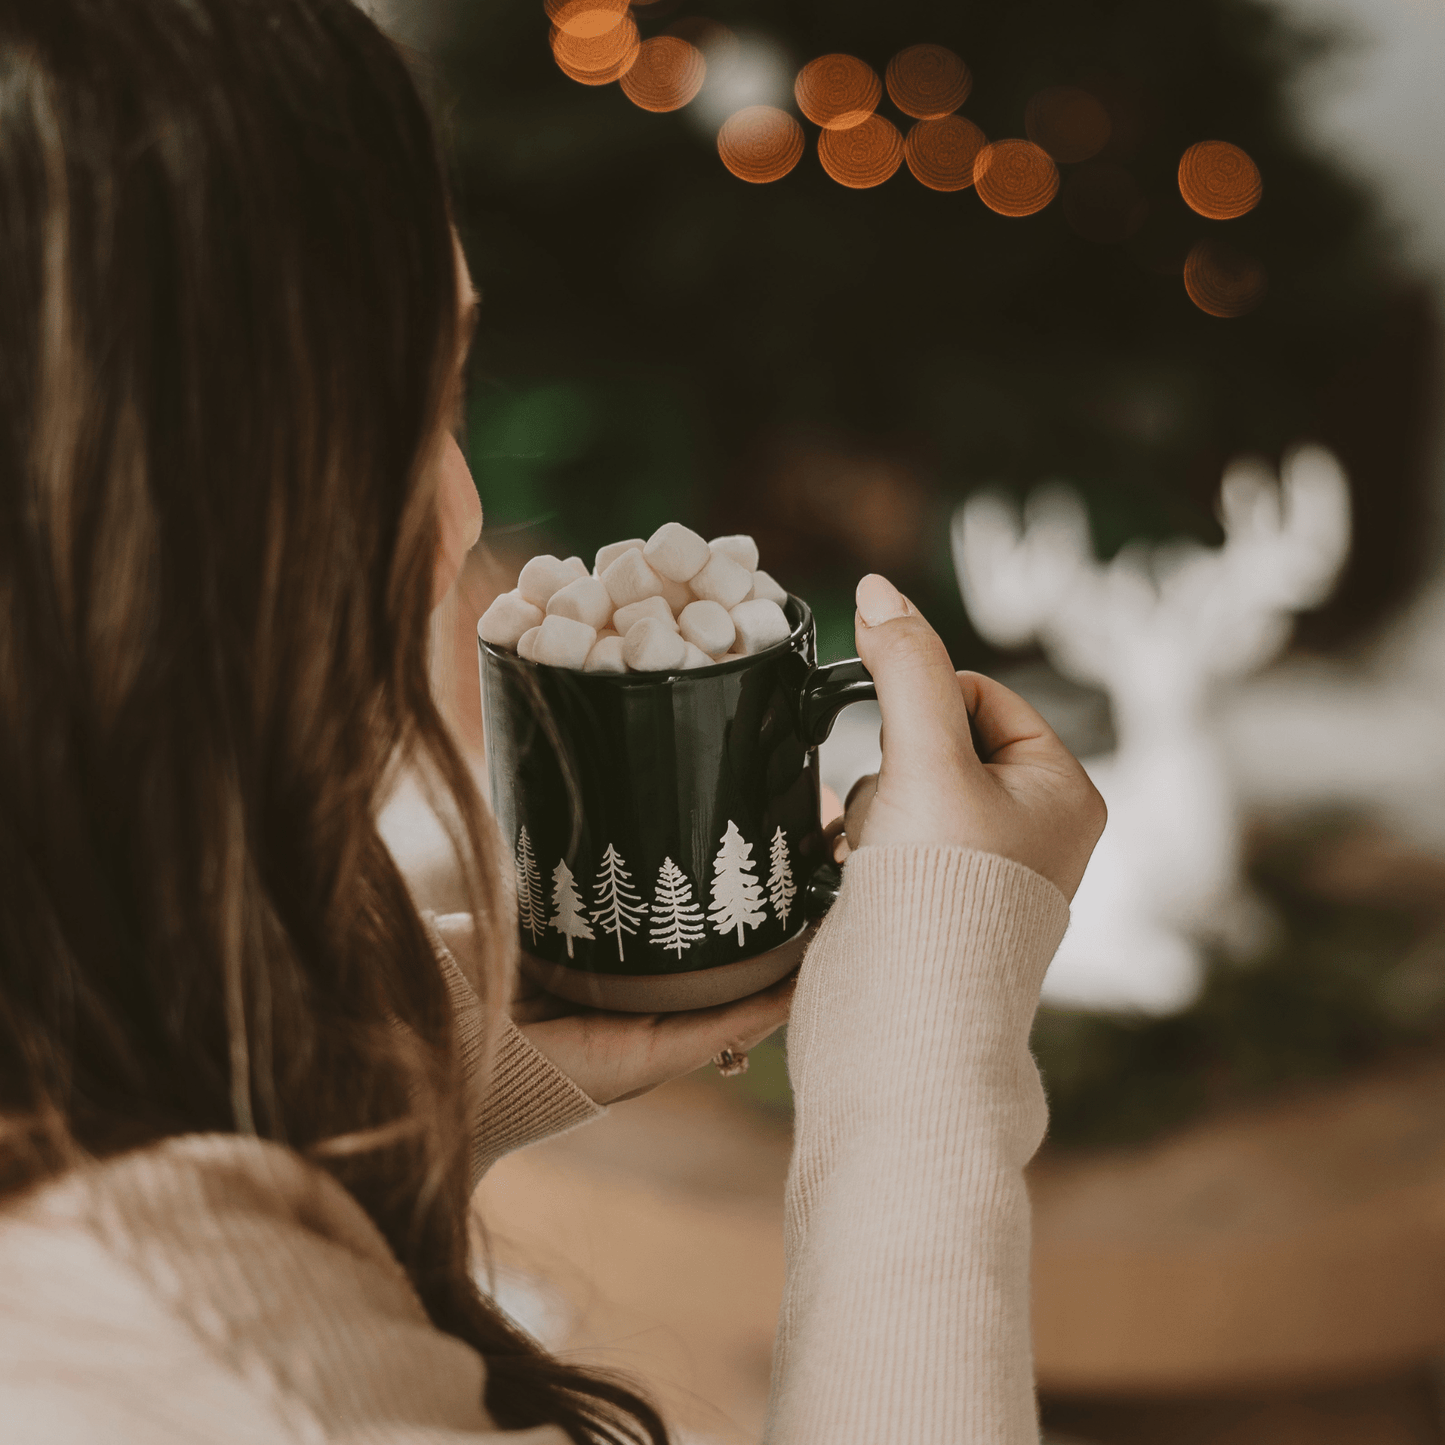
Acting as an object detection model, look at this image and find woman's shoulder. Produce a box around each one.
[0,1135,525,1443]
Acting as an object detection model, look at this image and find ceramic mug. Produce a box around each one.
[478,595,875,1011]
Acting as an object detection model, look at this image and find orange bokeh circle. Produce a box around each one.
[818,114,904,189]
[1025,87,1111,164]
[620,36,706,112]
[904,116,987,191]
[1184,239,1267,316]
[551,14,640,84]
[1179,140,1262,220]
[545,0,628,40]
[974,140,1060,216]
[885,44,972,120]
[717,106,805,184]
[794,53,882,131]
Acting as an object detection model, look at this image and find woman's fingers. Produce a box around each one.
[955,670,1070,767]
[843,773,877,850]
[852,575,978,775]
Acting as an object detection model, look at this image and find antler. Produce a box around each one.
[952,447,1351,692]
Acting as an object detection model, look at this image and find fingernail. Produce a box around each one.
[856,573,908,627]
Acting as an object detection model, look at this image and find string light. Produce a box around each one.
[717,105,805,183]
[550,14,639,84]
[794,54,882,130]
[904,116,987,192]
[974,140,1060,216]
[817,113,904,188]
[1179,141,1262,220]
[1184,239,1266,315]
[1025,87,1111,163]
[885,44,971,120]
[621,35,706,112]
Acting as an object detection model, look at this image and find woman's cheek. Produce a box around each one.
[433,434,482,609]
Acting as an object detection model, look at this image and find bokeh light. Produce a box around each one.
[904,116,987,192]
[1024,87,1112,164]
[973,140,1060,216]
[1179,140,1263,219]
[545,0,628,40]
[1183,239,1267,316]
[817,114,903,188]
[550,14,639,85]
[1062,162,1149,243]
[717,105,805,183]
[885,44,972,120]
[621,36,706,112]
[794,54,882,131]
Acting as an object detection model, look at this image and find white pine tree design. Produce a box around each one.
[515,827,545,946]
[649,857,706,958]
[549,860,594,958]
[708,820,767,946]
[592,844,644,961]
[767,825,796,931]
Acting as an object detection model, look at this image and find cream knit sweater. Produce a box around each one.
[0,846,1068,1444]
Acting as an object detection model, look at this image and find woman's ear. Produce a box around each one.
[432,433,482,610]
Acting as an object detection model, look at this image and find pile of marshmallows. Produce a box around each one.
[478,524,792,674]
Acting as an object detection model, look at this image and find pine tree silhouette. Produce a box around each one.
[709,820,767,946]
[767,825,796,931]
[592,844,644,961]
[515,827,545,946]
[549,859,594,958]
[649,857,706,958]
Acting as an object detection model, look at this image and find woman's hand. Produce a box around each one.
[840,573,1105,900]
[510,968,795,1105]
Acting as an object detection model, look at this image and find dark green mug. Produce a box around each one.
[478,596,875,1011]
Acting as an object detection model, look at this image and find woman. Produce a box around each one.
[0,2,1104,1442]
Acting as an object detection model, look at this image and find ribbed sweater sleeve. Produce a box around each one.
[765,845,1070,1445]
[424,916,604,1190]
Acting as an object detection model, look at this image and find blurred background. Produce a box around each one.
[371,0,1445,1439]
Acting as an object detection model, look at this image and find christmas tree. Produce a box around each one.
[515,827,545,946]
[592,844,644,961]
[709,821,768,947]
[767,826,797,932]
[650,857,706,958]
[549,859,593,959]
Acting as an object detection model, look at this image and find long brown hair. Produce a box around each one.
[0,2,664,1441]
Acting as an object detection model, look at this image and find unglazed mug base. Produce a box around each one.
[519,928,813,1013]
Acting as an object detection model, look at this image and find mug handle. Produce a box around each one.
[799,656,875,747]
[799,657,877,920]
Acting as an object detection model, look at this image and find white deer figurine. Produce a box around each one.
[952,446,1351,1013]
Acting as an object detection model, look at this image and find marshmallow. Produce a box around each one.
[478,590,544,648]
[584,634,627,673]
[658,574,693,615]
[748,568,788,606]
[678,599,735,658]
[730,598,791,655]
[709,534,760,572]
[689,547,753,608]
[681,641,715,669]
[622,617,687,672]
[613,595,677,635]
[518,554,586,608]
[601,548,666,608]
[532,614,596,670]
[546,575,612,630]
[517,625,542,662]
[595,538,644,576]
[643,522,711,583]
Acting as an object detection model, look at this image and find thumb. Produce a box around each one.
[853,574,976,773]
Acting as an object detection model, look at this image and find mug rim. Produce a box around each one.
[478,593,813,685]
